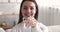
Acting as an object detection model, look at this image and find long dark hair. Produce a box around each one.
[18,0,38,24]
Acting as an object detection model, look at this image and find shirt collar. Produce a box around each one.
[23,17,27,23]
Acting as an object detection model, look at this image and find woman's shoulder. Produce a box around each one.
[13,22,23,28]
[37,22,44,26]
[37,22,48,31]
[10,22,23,32]
[37,22,48,28]
[0,27,5,32]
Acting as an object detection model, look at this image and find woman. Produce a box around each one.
[11,0,48,32]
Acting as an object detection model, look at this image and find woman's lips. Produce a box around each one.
[25,14,31,17]
[24,12,34,17]
[25,13,32,17]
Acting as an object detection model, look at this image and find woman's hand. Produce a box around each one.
[25,17,37,28]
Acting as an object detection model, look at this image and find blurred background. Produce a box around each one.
[0,0,60,26]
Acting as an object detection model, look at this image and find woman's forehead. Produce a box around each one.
[22,1,35,7]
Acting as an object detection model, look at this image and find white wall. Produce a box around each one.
[0,3,20,26]
[36,0,60,26]
[0,3,20,14]
[38,6,60,26]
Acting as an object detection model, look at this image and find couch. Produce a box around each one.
[5,25,60,32]
[48,25,60,32]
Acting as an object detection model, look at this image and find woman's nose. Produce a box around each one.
[27,8,31,13]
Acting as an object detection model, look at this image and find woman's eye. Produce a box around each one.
[23,7,27,10]
[30,7,34,10]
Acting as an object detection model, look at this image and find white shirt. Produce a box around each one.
[10,21,48,32]
[0,27,5,32]
[11,17,48,32]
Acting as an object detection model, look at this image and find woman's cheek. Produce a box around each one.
[31,11,36,16]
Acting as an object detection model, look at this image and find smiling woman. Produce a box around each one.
[10,0,48,32]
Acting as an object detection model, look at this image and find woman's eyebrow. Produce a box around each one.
[23,6,27,7]
[23,5,35,7]
[30,6,35,7]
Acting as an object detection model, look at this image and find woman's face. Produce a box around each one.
[21,1,36,18]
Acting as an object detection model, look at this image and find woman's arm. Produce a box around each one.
[39,23,49,32]
[31,22,48,32]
